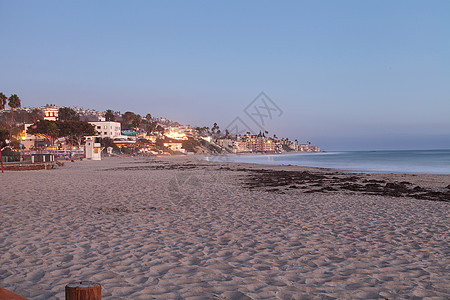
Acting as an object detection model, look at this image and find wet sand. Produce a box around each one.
[0,156,449,299]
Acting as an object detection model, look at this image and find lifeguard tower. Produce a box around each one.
[84,136,103,160]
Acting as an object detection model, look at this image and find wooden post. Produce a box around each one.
[65,281,101,300]
[0,149,3,173]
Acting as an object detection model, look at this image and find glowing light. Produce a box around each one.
[165,130,187,140]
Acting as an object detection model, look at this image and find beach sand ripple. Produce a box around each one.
[0,157,449,299]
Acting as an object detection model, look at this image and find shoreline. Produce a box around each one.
[199,149,450,175]
[1,156,449,299]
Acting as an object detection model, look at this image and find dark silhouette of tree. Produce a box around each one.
[132,114,141,131]
[146,121,157,134]
[211,123,219,135]
[27,120,59,146]
[0,93,7,110]
[58,120,96,146]
[7,94,21,124]
[0,128,9,148]
[27,120,95,147]
[8,94,21,109]
[101,137,119,152]
[29,109,44,123]
[156,125,165,135]
[225,129,230,137]
[105,109,115,121]
[122,111,136,127]
[58,107,80,121]
[145,113,152,122]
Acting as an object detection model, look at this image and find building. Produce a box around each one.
[84,136,102,160]
[44,107,59,121]
[216,138,236,152]
[89,118,122,139]
[164,142,185,153]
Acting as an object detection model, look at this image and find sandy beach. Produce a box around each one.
[1,156,449,299]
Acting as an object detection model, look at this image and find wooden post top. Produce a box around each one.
[65,281,101,300]
[65,281,99,289]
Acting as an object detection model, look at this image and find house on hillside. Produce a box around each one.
[164,142,185,153]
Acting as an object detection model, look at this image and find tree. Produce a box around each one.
[0,128,9,148]
[58,120,96,147]
[8,94,21,124]
[58,107,80,121]
[8,94,21,109]
[211,123,219,135]
[0,93,7,110]
[121,111,136,127]
[225,129,230,138]
[105,109,115,121]
[132,114,141,131]
[145,113,152,122]
[29,109,43,123]
[101,137,119,152]
[146,121,157,135]
[27,120,95,148]
[27,120,60,147]
[156,125,165,135]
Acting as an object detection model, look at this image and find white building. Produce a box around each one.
[44,107,59,121]
[85,136,102,160]
[89,118,121,139]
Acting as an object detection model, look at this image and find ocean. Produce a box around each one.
[204,149,450,175]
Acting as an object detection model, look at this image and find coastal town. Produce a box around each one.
[0,94,321,163]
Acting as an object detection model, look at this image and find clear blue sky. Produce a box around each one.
[1,0,449,150]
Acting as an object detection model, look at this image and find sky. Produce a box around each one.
[1,0,449,150]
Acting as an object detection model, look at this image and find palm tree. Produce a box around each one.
[8,94,21,109]
[0,93,7,110]
[211,123,219,135]
[105,109,115,121]
[8,94,21,124]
